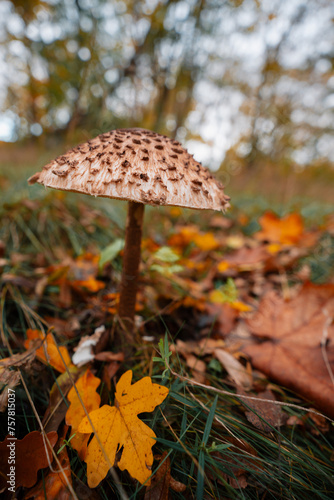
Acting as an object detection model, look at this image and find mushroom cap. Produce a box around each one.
[28,128,230,211]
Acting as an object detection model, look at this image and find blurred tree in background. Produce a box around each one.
[1,0,333,173]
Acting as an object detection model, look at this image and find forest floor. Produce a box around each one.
[0,144,334,499]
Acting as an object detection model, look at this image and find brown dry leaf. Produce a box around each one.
[243,283,334,417]
[0,349,39,411]
[44,316,80,339]
[145,452,186,500]
[145,452,171,500]
[102,361,122,391]
[238,388,283,432]
[42,365,81,434]
[184,353,206,383]
[72,479,101,500]
[210,437,260,490]
[0,369,20,412]
[307,411,330,435]
[198,338,226,353]
[171,340,207,383]
[24,432,72,500]
[0,348,37,371]
[0,431,58,491]
[35,275,48,299]
[210,215,233,229]
[215,349,252,390]
[219,245,273,272]
[205,303,239,337]
[59,279,72,308]
[94,351,125,362]
[170,476,187,493]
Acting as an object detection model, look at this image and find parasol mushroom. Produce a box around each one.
[28,128,230,343]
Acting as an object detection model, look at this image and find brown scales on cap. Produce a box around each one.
[28,128,230,211]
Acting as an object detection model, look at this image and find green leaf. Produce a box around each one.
[215,277,238,303]
[150,264,184,275]
[208,358,223,373]
[153,246,180,263]
[99,239,124,270]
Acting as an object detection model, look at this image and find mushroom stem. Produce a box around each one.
[118,201,145,337]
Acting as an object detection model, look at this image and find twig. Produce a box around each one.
[168,364,334,424]
[186,387,243,443]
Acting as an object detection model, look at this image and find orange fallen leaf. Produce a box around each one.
[217,260,230,272]
[230,301,253,312]
[0,431,58,491]
[24,329,72,373]
[193,231,219,251]
[72,275,105,292]
[78,370,169,487]
[255,212,304,245]
[168,226,219,251]
[181,296,206,311]
[48,253,105,294]
[65,369,101,459]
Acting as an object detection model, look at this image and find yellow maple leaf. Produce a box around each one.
[24,329,72,373]
[78,370,169,487]
[65,369,101,459]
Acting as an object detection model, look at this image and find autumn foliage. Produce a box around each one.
[1,197,334,497]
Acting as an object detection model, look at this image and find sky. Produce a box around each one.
[0,0,333,169]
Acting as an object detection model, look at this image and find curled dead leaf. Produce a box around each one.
[215,349,252,390]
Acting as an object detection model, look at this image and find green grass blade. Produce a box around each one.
[196,449,205,500]
[202,395,218,446]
